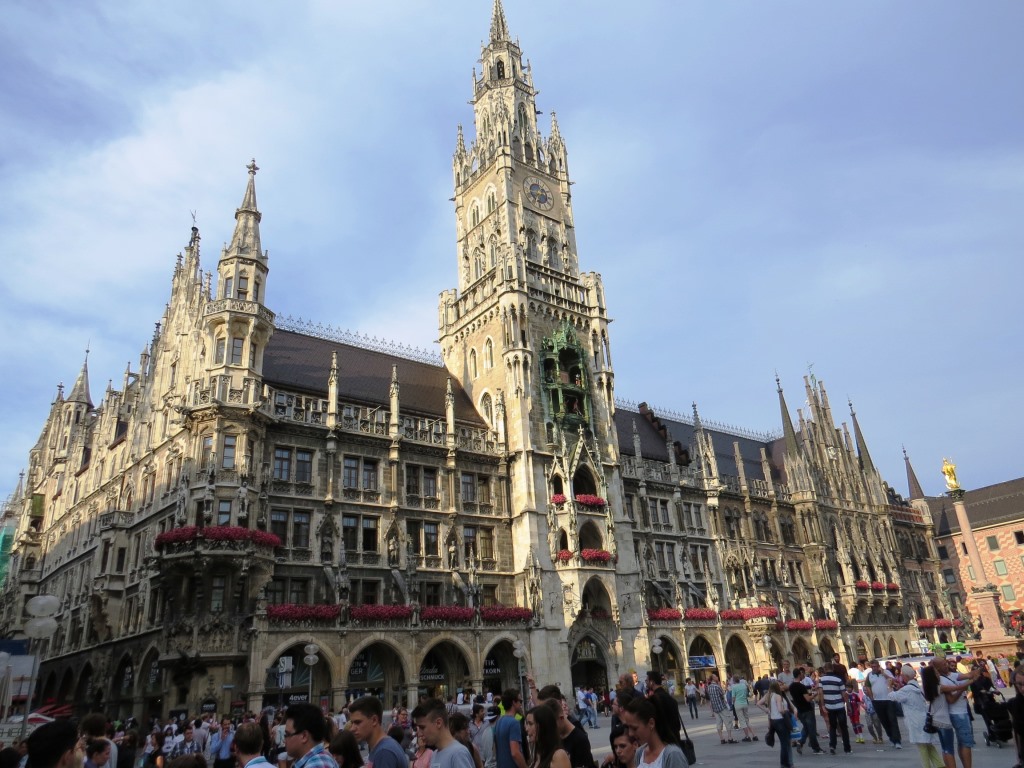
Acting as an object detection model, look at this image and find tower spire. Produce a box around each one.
[848,399,875,472]
[903,446,925,500]
[490,0,510,42]
[67,347,93,407]
[223,159,264,263]
[776,374,799,456]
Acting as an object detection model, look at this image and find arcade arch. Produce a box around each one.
[724,635,753,680]
[570,634,608,691]
[419,640,472,700]
[346,641,406,704]
[687,635,716,682]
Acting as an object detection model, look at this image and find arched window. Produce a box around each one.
[473,248,485,280]
[486,191,496,213]
[484,338,494,368]
[488,237,498,269]
[480,393,493,424]
[525,230,538,260]
[470,350,478,379]
[470,205,480,228]
[518,103,529,132]
[496,60,505,79]
[223,276,233,299]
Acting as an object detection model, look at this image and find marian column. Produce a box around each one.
[942,459,1015,653]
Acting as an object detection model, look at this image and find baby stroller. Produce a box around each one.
[981,694,1014,748]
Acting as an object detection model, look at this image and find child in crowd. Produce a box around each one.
[845,681,864,744]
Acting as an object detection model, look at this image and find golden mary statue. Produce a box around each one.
[941,458,961,491]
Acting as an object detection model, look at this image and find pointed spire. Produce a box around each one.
[903,446,925,500]
[848,399,875,473]
[776,374,799,456]
[691,401,703,431]
[549,111,562,141]
[490,0,510,43]
[67,347,93,406]
[223,159,264,263]
[455,124,466,156]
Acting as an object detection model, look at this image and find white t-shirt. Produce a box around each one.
[851,667,867,689]
[866,669,893,701]
[941,673,969,716]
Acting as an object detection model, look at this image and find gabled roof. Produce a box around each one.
[262,329,485,424]
[928,476,1024,536]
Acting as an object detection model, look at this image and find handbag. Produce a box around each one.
[679,710,697,765]
[923,699,938,734]
[765,726,776,747]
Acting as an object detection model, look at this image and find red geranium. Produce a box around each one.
[719,609,743,621]
[917,618,936,629]
[933,618,953,628]
[480,605,533,623]
[551,494,567,505]
[350,604,413,621]
[785,620,813,631]
[815,619,838,630]
[854,580,870,589]
[870,582,886,591]
[154,525,281,549]
[575,494,606,508]
[649,607,684,620]
[420,606,475,623]
[556,549,573,563]
[267,603,341,622]
[740,606,779,620]
[580,548,612,563]
[886,583,899,591]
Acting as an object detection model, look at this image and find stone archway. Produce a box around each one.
[818,637,836,664]
[652,635,682,689]
[688,635,717,682]
[578,521,603,550]
[483,639,519,697]
[725,634,753,680]
[872,638,883,659]
[855,637,869,663]
[887,637,898,656]
[265,643,335,710]
[39,670,58,708]
[111,654,135,718]
[570,635,608,691]
[57,667,74,707]
[419,641,471,701]
[347,641,407,706]
[581,576,613,618]
[791,637,813,667]
[74,663,95,715]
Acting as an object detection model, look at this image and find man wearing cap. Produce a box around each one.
[646,671,682,742]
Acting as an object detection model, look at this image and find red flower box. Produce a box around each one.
[350,604,413,622]
[886,583,899,591]
[574,494,606,508]
[480,605,533,623]
[649,607,684,620]
[556,549,573,563]
[917,618,936,629]
[738,606,779,620]
[267,603,341,622]
[952,619,964,628]
[933,618,953,628]
[719,609,743,621]
[420,606,475,623]
[855,580,870,590]
[580,548,612,563]
[815,619,838,630]
[785,619,814,631]
[550,494,567,505]
[155,525,281,549]
[870,582,886,592]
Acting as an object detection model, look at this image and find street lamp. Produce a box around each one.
[512,640,528,704]
[21,594,59,741]
[303,643,320,705]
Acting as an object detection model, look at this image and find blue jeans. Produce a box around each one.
[771,718,793,767]
[949,713,975,749]
[797,709,821,752]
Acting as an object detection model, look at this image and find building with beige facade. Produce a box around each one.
[0,1,949,720]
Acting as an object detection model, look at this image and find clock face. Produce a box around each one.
[523,176,554,211]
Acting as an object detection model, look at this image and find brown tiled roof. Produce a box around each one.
[262,329,485,424]
[927,476,1024,536]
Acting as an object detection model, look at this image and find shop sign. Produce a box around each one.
[287,693,309,705]
[201,699,218,713]
[483,657,500,677]
[419,664,445,682]
[687,655,716,668]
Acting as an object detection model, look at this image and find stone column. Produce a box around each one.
[951,490,1010,644]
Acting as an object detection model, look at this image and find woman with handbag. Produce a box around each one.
[890,666,943,768]
[921,666,957,768]
[759,681,795,768]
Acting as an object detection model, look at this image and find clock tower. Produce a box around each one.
[439,0,646,684]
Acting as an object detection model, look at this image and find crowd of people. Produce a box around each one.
[4,653,1024,768]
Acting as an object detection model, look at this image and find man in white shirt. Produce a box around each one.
[864,659,901,749]
[777,661,795,686]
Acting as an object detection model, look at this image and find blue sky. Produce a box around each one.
[1,1,1021,500]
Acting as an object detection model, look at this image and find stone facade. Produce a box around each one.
[0,1,947,722]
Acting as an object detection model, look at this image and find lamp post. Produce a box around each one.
[21,594,59,741]
[512,640,528,705]
[651,637,664,671]
[303,643,320,705]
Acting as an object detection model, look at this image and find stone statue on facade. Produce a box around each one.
[823,590,838,622]
[388,534,400,567]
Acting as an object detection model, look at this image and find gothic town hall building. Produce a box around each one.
[0,2,944,720]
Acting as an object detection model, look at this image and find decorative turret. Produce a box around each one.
[849,399,876,473]
[903,447,925,500]
[776,374,799,457]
